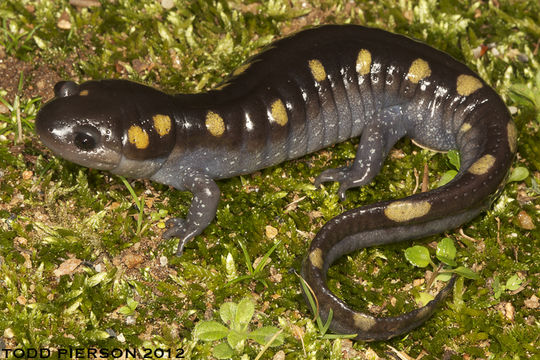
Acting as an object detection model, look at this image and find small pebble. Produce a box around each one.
[265,225,278,239]
[57,11,71,30]
[517,210,535,230]
[161,0,174,10]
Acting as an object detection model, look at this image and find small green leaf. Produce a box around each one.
[220,302,237,325]
[505,274,523,291]
[212,342,235,359]
[493,276,503,299]
[235,297,254,326]
[438,170,458,187]
[127,297,138,310]
[117,306,134,316]
[194,321,230,341]
[262,191,288,204]
[224,252,237,279]
[508,166,529,182]
[87,272,108,287]
[452,276,465,311]
[118,298,138,315]
[319,308,333,335]
[447,150,461,169]
[249,326,284,347]
[33,35,46,50]
[415,292,435,306]
[436,272,454,282]
[509,84,536,106]
[436,237,457,266]
[453,266,480,280]
[227,330,246,351]
[86,329,111,341]
[405,245,431,268]
[296,183,317,192]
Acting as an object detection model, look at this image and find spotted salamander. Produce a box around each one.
[36,25,516,341]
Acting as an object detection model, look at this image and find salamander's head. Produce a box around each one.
[36,80,176,173]
[36,80,127,170]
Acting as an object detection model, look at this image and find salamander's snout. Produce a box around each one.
[54,81,80,98]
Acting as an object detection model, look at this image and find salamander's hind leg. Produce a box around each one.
[315,105,407,200]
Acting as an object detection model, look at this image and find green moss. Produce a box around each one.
[0,0,538,358]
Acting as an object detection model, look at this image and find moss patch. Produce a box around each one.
[1,0,539,358]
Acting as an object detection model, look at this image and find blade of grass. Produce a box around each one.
[118,175,144,236]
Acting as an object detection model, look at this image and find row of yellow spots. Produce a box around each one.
[207,49,486,140]
[204,99,289,137]
[127,114,172,149]
[307,49,483,97]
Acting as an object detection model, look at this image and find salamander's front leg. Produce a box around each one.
[162,171,220,256]
[315,106,407,200]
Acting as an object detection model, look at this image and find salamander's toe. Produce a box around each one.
[315,166,372,201]
[314,166,348,188]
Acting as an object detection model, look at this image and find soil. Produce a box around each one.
[0,53,64,104]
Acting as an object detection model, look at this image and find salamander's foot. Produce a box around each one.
[315,166,371,201]
[163,218,198,256]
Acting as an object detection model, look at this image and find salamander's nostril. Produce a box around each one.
[54,81,80,98]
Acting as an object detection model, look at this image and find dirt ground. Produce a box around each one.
[0,53,62,105]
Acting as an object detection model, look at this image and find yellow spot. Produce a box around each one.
[356,49,372,76]
[468,154,496,175]
[79,90,89,96]
[153,114,172,136]
[507,121,517,153]
[309,248,323,269]
[205,111,225,137]
[309,59,326,82]
[460,123,472,133]
[384,201,431,222]
[128,125,149,149]
[353,313,377,331]
[456,74,483,96]
[232,63,250,77]
[406,58,431,84]
[270,99,288,126]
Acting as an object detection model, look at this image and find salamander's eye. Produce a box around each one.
[73,127,99,151]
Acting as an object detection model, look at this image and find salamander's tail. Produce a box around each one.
[301,110,516,341]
